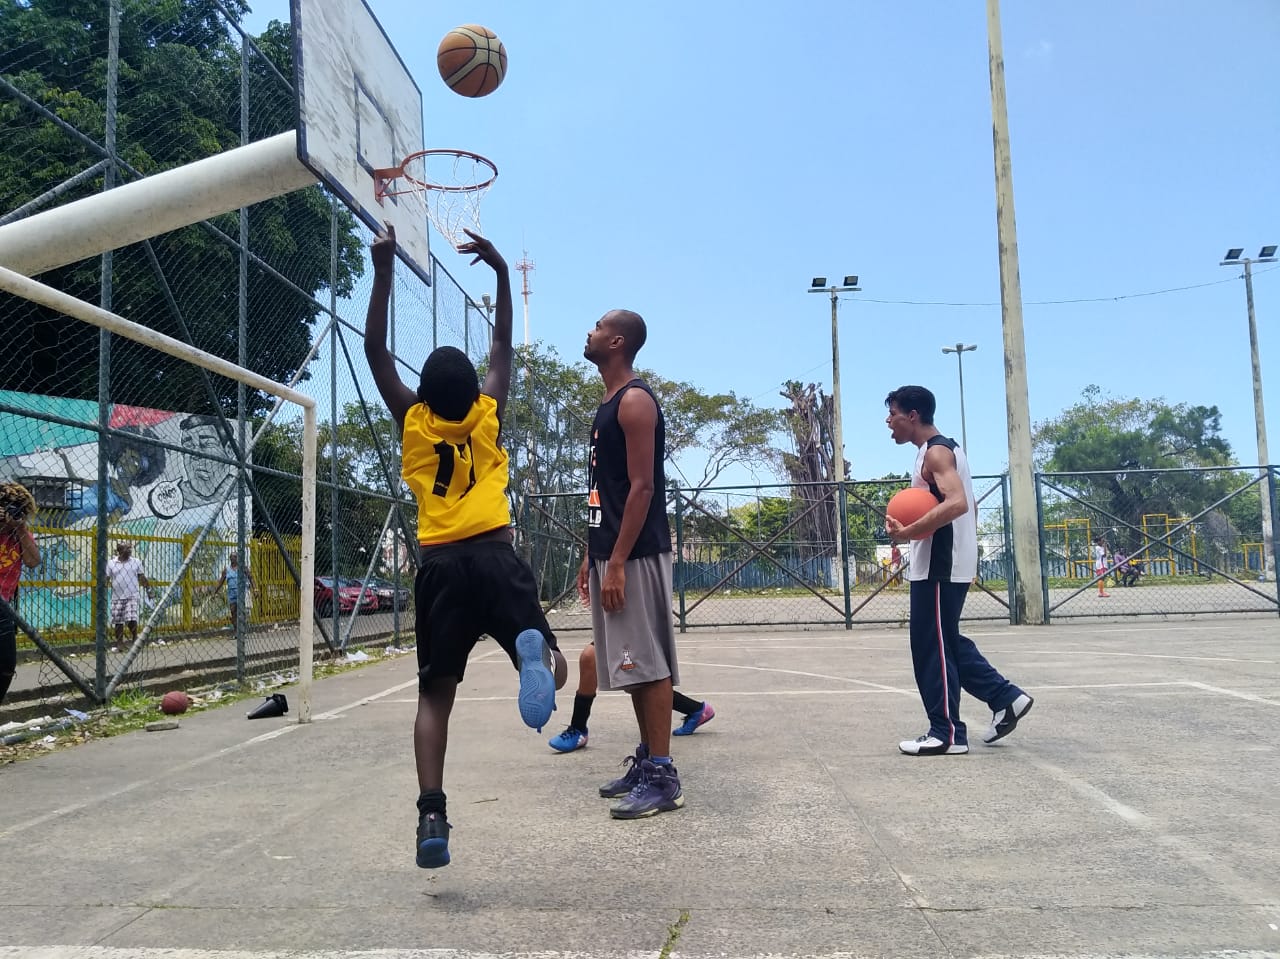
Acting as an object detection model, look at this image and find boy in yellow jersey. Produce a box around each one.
[364,224,567,869]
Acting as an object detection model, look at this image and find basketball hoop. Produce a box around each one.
[373,149,498,250]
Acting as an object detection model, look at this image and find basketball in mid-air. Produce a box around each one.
[437,25,507,98]
[886,487,938,537]
[160,690,191,715]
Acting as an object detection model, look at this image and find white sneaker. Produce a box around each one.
[983,693,1034,744]
[899,734,968,756]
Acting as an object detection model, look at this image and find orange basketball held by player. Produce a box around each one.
[437,25,507,98]
[886,487,939,539]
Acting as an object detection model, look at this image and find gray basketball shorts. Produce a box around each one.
[589,552,679,691]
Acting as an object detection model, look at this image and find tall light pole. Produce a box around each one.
[514,251,534,346]
[808,275,859,601]
[942,343,977,453]
[1221,245,1278,578]
[986,0,1045,624]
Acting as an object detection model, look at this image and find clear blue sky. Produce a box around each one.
[252,0,1279,485]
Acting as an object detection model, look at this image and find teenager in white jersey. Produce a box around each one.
[884,386,1034,755]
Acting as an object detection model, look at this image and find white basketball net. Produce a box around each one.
[397,150,496,250]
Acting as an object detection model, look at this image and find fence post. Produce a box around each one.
[235,31,250,683]
[1270,466,1280,617]
[92,0,122,704]
[1000,475,1015,624]
[839,480,852,629]
[673,483,687,633]
[1033,472,1051,625]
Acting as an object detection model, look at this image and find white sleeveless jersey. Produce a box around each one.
[907,435,978,583]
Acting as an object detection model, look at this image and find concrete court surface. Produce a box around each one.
[1,618,1278,959]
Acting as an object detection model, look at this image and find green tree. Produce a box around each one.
[644,372,783,492]
[0,3,363,415]
[1033,385,1253,553]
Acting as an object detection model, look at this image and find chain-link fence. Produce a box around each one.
[0,0,591,721]
[528,475,1014,634]
[525,468,1280,634]
[1036,466,1280,619]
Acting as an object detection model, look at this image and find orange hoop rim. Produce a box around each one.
[373,148,498,196]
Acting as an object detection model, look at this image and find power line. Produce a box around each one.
[744,266,1280,406]
[852,265,1279,309]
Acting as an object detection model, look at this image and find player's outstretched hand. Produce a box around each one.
[372,223,396,275]
[458,228,506,271]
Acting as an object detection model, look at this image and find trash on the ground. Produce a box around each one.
[345,650,370,662]
[64,708,90,722]
[145,720,180,732]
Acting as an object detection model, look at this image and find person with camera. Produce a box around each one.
[0,482,42,707]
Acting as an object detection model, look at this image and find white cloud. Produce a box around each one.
[1024,39,1054,61]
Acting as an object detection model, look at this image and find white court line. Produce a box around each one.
[1023,754,1280,909]
[973,648,1278,665]
[678,659,914,694]
[3,947,1276,959]
[0,648,508,842]
[1023,754,1152,826]
[361,681,1193,707]
[0,951,651,959]
[1182,681,1280,707]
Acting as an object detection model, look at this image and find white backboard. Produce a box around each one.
[291,0,432,285]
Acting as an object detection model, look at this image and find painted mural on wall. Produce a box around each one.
[0,390,249,635]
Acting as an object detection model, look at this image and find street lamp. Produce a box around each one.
[941,343,977,453]
[1221,245,1278,578]
[808,275,860,602]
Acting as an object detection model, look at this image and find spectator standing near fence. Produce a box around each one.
[1093,537,1111,597]
[0,482,41,707]
[105,541,152,650]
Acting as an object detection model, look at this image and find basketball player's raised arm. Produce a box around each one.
[364,224,417,428]
[461,229,514,423]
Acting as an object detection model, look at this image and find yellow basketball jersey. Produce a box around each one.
[402,395,511,545]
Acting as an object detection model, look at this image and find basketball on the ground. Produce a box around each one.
[886,487,938,536]
[437,25,507,98]
[160,690,191,715]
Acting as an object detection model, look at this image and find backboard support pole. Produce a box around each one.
[0,131,316,277]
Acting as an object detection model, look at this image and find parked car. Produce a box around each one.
[364,576,412,611]
[314,576,379,616]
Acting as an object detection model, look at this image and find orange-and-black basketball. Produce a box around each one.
[437,25,507,98]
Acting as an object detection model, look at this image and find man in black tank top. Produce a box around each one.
[576,309,686,819]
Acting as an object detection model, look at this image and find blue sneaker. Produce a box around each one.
[415,812,451,868]
[515,628,556,731]
[610,760,684,819]
[673,701,715,736]
[548,726,588,752]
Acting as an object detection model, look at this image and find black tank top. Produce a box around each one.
[587,378,671,561]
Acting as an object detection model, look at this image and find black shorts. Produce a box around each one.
[415,539,556,691]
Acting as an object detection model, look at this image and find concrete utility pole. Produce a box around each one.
[1221,245,1278,579]
[807,275,860,605]
[986,0,1045,624]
